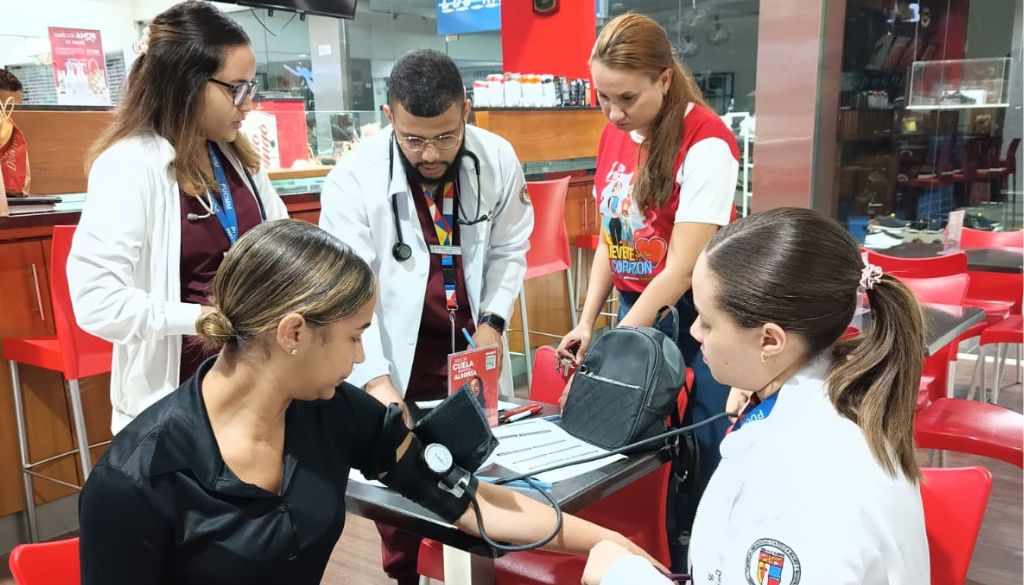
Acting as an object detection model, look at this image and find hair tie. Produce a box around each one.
[859,263,883,291]
[133,26,151,56]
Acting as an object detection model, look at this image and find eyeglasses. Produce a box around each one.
[208,78,259,107]
[395,128,463,152]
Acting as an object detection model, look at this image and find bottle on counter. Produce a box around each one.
[541,74,556,107]
[486,74,504,107]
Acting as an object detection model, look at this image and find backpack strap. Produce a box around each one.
[654,305,681,344]
[668,375,698,495]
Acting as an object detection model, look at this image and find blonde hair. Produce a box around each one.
[87,1,260,196]
[195,220,376,352]
[591,13,708,211]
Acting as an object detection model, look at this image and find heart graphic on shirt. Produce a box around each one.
[634,236,668,266]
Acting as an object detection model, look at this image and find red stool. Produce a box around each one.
[2,226,112,542]
[920,467,993,585]
[915,398,1024,468]
[512,177,575,386]
[8,536,80,584]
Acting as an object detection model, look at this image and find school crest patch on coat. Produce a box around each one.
[746,539,801,585]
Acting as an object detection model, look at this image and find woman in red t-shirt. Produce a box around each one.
[556,13,740,572]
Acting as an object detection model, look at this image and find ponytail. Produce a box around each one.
[828,275,924,482]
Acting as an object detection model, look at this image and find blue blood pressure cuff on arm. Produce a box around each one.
[374,388,498,523]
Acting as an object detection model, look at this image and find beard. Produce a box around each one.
[396,140,466,187]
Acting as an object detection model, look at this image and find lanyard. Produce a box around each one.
[421,181,461,353]
[206,142,239,245]
[422,182,459,312]
[729,391,779,433]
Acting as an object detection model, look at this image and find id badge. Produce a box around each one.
[429,244,462,256]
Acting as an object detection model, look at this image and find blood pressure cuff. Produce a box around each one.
[383,431,480,524]
[413,386,498,471]
[368,389,496,523]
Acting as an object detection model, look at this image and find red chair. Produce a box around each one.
[511,177,575,386]
[529,346,570,406]
[899,274,970,306]
[960,227,1024,251]
[417,463,672,585]
[973,137,1020,201]
[920,467,993,585]
[915,398,1024,468]
[2,226,112,542]
[978,315,1023,404]
[865,249,968,278]
[8,537,80,584]
[900,275,970,404]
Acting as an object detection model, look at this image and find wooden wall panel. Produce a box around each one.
[475,110,607,163]
[13,110,114,196]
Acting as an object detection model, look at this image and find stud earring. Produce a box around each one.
[760,352,769,363]
[289,348,298,356]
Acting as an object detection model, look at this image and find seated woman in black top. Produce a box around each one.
[78,219,654,585]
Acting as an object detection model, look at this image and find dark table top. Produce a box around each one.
[850,303,985,356]
[343,400,668,557]
[879,242,1023,274]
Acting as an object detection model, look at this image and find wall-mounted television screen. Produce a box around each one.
[229,0,357,20]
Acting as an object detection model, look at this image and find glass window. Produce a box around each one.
[825,0,1022,243]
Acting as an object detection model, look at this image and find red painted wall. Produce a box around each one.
[501,1,595,79]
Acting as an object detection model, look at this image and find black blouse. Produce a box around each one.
[79,358,402,585]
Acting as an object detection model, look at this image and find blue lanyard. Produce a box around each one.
[206,142,239,245]
[732,391,779,432]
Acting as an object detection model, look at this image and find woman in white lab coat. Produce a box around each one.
[583,207,930,585]
[67,1,287,433]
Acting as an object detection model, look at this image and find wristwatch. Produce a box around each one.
[478,313,506,335]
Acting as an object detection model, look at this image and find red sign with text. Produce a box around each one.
[448,345,500,427]
[48,27,111,106]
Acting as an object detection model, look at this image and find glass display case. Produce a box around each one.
[907,57,1011,111]
[240,105,382,174]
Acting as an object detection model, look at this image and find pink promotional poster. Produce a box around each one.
[48,27,111,106]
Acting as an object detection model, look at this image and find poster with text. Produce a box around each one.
[448,345,500,427]
[48,27,110,106]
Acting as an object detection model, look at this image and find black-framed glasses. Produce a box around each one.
[395,127,463,152]
[208,78,259,107]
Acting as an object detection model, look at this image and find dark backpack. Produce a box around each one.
[561,307,687,452]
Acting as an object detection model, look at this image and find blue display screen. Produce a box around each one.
[436,0,501,35]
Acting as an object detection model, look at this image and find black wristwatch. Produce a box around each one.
[478,313,506,335]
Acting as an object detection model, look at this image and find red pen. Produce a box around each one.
[500,404,534,418]
[502,405,542,423]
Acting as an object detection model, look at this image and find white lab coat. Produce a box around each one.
[602,357,929,585]
[319,125,533,398]
[67,134,288,433]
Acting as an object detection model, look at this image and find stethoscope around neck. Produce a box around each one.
[185,145,268,222]
[388,135,487,262]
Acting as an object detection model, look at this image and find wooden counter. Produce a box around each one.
[474,108,606,163]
